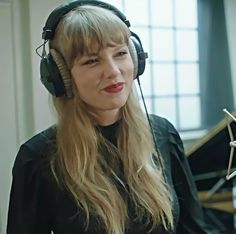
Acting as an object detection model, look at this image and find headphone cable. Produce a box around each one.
[136,77,168,184]
[35,40,48,58]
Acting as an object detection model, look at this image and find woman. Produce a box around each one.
[7,1,207,234]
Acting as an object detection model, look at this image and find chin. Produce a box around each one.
[104,100,127,110]
[112,98,128,107]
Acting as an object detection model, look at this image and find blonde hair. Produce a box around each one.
[50,5,173,233]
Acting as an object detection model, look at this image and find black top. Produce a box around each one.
[7,115,207,234]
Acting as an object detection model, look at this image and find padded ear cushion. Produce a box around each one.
[129,33,147,78]
[50,49,73,98]
[128,38,139,79]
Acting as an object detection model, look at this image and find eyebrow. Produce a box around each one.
[81,44,127,59]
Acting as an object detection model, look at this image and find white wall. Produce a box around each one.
[0,0,63,232]
[0,0,35,232]
[224,0,236,108]
[29,0,65,134]
[0,2,18,233]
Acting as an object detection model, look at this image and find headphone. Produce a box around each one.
[39,0,148,98]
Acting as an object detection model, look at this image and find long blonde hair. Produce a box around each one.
[50,5,173,233]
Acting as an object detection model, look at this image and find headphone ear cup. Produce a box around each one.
[50,49,73,98]
[40,52,66,97]
[128,38,139,79]
[128,33,147,78]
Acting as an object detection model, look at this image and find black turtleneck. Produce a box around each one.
[7,115,208,234]
[96,121,120,146]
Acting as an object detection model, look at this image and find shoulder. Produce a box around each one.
[149,114,184,151]
[12,126,57,176]
[149,115,180,140]
[149,114,170,132]
[23,125,56,154]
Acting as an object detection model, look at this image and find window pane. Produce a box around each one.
[177,64,199,94]
[136,63,152,96]
[153,64,176,95]
[155,97,177,126]
[119,0,201,132]
[176,30,198,61]
[152,29,174,61]
[175,0,198,28]
[131,27,150,55]
[151,0,173,27]
[179,96,201,129]
[125,0,148,26]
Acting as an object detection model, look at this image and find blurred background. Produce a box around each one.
[0,0,236,233]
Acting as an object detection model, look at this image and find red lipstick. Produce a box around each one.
[103,83,124,93]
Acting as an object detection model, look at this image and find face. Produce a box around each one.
[70,42,134,124]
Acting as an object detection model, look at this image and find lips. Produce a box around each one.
[103,82,124,93]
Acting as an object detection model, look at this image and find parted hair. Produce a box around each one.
[50,5,173,234]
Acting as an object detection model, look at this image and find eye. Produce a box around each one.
[115,50,128,57]
[84,58,99,65]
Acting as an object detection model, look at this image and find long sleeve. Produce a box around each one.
[150,115,208,234]
[7,145,51,234]
[167,119,208,234]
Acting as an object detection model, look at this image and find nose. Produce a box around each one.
[103,58,121,79]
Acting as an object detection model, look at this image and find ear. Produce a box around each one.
[50,48,73,98]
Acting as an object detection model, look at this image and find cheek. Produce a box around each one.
[127,78,134,93]
[72,77,80,89]
[72,75,100,102]
[71,73,85,98]
[73,77,83,94]
[74,79,90,95]
[126,57,134,79]
[71,69,96,92]
[73,81,91,103]
[126,62,134,83]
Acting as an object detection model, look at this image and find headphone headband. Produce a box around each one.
[42,0,130,40]
[39,0,147,97]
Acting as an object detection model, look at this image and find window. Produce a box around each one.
[107,0,200,133]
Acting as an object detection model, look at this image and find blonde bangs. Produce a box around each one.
[51,5,130,67]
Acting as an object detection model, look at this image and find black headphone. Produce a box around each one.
[39,0,148,97]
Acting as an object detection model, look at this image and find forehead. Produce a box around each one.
[86,41,127,54]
